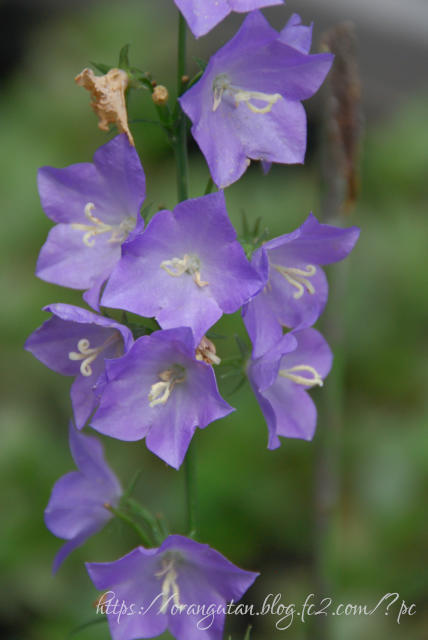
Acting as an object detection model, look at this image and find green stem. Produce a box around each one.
[175,12,189,203]
[185,440,197,537]
[174,9,198,539]
[125,497,164,545]
[108,505,152,547]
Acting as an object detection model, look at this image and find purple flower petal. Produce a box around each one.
[36,135,146,308]
[243,214,360,355]
[45,424,121,571]
[174,0,283,38]
[248,328,332,448]
[86,535,258,640]
[180,11,333,186]
[25,304,133,428]
[279,13,313,54]
[265,212,361,265]
[91,328,233,469]
[102,192,262,343]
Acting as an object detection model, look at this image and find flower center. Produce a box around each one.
[71,203,136,247]
[148,365,186,408]
[279,364,323,388]
[155,556,181,611]
[68,331,121,376]
[273,264,317,299]
[212,74,282,114]
[160,254,208,288]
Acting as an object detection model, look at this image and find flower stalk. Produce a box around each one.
[175,11,189,203]
[176,9,196,537]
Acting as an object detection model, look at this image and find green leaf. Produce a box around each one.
[194,57,207,71]
[244,625,253,640]
[89,61,111,74]
[241,209,250,236]
[252,216,262,237]
[141,201,154,221]
[118,44,131,70]
[235,334,250,360]
[67,617,107,639]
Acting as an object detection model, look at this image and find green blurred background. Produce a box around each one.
[1,1,427,639]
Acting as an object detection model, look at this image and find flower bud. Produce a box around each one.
[152,85,169,106]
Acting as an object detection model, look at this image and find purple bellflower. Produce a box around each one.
[243,213,360,358]
[45,423,122,572]
[248,328,332,448]
[179,11,334,187]
[36,134,146,309]
[25,303,133,429]
[87,534,258,640]
[90,327,233,469]
[175,0,284,38]
[101,192,263,344]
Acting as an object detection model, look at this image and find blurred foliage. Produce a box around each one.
[0,2,427,640]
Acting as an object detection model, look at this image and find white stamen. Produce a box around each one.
[212,74,282,114]
[279,364,324,388]
[273,264,317,299]
[68,332,120,376]
[196,350,221,365]
[160,254,208,288]
[71,202,136,247]
[148,366,186,408]
[195,336,221,365]
[155,557,181,611]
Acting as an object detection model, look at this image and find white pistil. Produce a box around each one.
[68,332,119,376]
[148,367,186,408]
[155,557,181,611]
[273,264,317,299]
[160,254,208,288]
[71,202,135,247]
[279,365,324,388]
[212,74,282,114]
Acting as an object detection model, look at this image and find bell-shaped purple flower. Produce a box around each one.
[24,304,134,429]
[45,423,122,572]
[86,534,258,640]
[243,213,360,358]
[101,192,263,344]
[175,0,284,38]
[248,328,332,449]
[179,11,334,187]
[36,134,146,309]
[90,327,233,469]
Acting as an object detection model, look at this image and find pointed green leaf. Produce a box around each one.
[118,44,131,70]
[90,61,111,74]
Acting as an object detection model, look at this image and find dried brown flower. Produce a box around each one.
[195,336,221,366]
[75,67,134,146]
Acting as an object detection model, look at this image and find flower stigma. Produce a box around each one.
[273,264,317,299]
[279,364,323,388]
[155,554,182,611]
[212,74,282,114]
[68,331,121,376]
[71,203,136,247]
[160,254,208,287]
[148,365,186,408]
